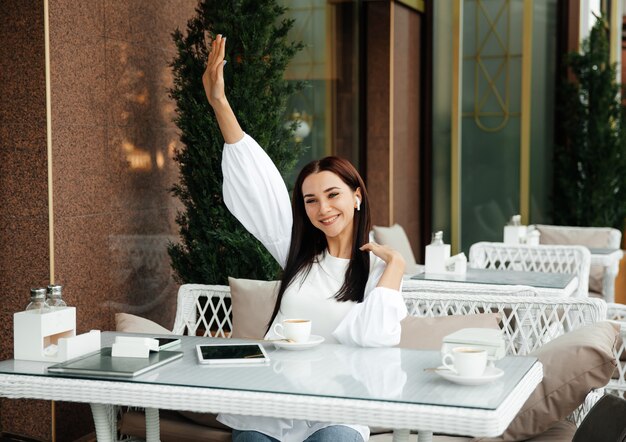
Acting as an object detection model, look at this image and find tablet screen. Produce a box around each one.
[196,343,269,364]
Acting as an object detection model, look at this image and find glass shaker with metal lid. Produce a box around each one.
[46,284,67,309]
[26,287,51,312]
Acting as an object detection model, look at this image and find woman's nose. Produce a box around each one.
[319,199,331,213]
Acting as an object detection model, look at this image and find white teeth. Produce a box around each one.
[321,215,338,224]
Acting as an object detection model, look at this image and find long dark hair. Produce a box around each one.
[267,156,372,331]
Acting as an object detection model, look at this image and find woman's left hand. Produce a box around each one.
[360,242,406,291]
[360,242,405,268]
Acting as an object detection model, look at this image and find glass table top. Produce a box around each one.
[0,332,537,411]
[411,268,574,289]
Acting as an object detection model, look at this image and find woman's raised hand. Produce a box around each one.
[203,33,226,107]
[201,33,243,144]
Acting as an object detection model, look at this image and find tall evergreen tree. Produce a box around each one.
[554,16,626,228]
[168,0,304,284]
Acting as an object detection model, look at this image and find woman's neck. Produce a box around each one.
[326,233,353,259]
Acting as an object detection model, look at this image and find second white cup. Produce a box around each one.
[273,319,311,343]
[442,346,487,377]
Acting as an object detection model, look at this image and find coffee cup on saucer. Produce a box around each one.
[273,319,311,343]
[441,346,487,378]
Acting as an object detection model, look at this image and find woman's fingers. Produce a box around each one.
[360,242,398,264]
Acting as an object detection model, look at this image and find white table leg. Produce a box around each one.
[392,429,410,442]
[145,407,160,442]
[418,430,433,442]
[89,403,117,442]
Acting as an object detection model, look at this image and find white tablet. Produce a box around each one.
[155,337,181,351]
[196,343,270,365]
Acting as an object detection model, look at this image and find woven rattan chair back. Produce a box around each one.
[469,242,591,297]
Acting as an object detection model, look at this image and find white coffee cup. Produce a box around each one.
[273,319,311,343]
[442,346,487,377]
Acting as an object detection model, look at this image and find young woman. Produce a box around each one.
[203,34,407,442]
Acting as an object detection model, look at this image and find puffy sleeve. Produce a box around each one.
[332,256,408,347]
[221,133,292,268]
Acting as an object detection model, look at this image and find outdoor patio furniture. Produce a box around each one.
[113,283,615,442]
[606,302,626,397]
[469,242,591,297]
[530,224,624,303]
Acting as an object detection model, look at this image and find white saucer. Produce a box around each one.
[272,335,325,351]
[435,366,504,386]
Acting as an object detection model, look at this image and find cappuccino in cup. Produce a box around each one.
[273,319,311,343]
[442,347,487,377]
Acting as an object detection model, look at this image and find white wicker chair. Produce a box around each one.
[606,303,626,398]
[469,242,591,298]
[121,284,614,441]
[171,284,232,337]
[530,224,623,302]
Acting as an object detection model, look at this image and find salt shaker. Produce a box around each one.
[46,284,67,309]
[26,288,51,313]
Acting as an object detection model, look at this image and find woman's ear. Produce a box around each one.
[355,188,362,211]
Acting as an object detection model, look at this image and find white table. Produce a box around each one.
[405,268,578,297]
[0,333,542,442]
[589,248,623,303]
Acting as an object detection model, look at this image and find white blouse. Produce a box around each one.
[217,133,407,441]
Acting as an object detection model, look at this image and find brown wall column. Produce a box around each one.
[365,0,425,260]
[0,0,53,439]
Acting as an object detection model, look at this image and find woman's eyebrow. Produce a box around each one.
[303,187,341,198]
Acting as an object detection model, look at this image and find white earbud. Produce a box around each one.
[355,196,361,211]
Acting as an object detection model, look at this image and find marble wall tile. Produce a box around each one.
[105,0,195,48]
[49,0,105,46]
[52,125,112,217]
[50,39,107,129]
[0,0,46,131]
[0,398,51,441]
[107,125,181,212]
[105,38,178,129]
[0,133,49,218]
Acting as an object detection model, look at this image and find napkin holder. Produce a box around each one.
[441,328,505,363]
[445,253,467,274]
[13,307,101,362]
[112,336,159,358]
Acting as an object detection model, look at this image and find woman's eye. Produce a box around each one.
[329,192,339,198]
[305,199,316,204]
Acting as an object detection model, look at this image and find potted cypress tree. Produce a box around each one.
[554,16,626,228]
[168,0,305,284]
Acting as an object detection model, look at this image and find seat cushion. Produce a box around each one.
[369,421,575,441]
[398,313,501,349]
[535,224,617,294]
[228,277,280,339]
[476,321,619,441]
[373,224,420,274]
[115,313,173,334]
[120,409,231,442]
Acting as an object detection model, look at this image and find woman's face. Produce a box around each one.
[301,171,360,240]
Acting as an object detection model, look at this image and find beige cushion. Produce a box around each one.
[228,277,280,339]
[371,420,576,441]
[373,224,420,274]
[398,314,501,349]
[535,224,616,294]
[476,321,619,442]
[120,409,231,442]
[115,313,173,334]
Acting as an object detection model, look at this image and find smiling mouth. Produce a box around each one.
[320,215,339,225]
